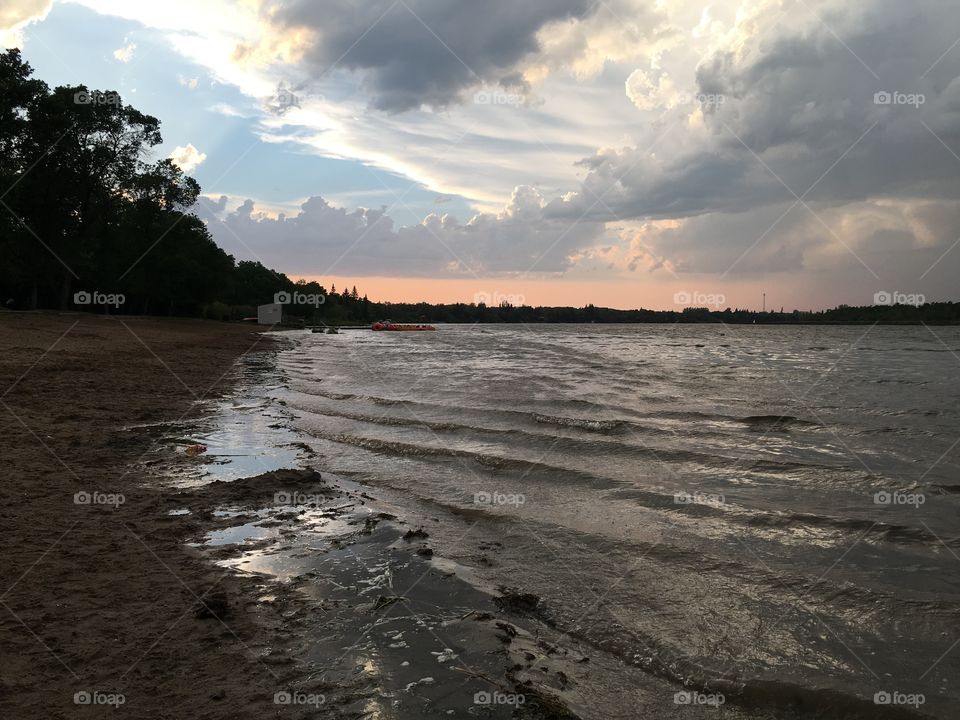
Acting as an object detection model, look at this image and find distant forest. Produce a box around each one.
[2,49,957,326]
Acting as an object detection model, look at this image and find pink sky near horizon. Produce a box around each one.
[295,275,827,312]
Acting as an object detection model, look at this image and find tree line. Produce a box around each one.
[0,49,307,318]
[340,301,960,325]
[2,49,955,326]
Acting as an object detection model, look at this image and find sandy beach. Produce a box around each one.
[0,312,296,718]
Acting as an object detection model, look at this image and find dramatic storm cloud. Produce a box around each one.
[559,0,960,223]
[255,0,601,111]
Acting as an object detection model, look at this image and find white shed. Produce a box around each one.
[257,303,283,325]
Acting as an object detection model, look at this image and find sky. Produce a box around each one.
[3,0,959,310]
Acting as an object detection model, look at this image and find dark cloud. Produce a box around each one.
[614,196,960,304]
[263,0,595,111]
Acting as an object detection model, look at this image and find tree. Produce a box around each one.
[0,50,50,307]
[7,76,166,308]
[0,49,266,317]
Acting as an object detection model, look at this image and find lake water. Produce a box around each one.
[267,324,960,717]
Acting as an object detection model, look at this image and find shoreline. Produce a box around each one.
[183,326,937,720]
[1,313,947,719]
[158,324,589,719]
[0,312,585,719]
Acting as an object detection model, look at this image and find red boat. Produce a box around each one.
[372,321,436,331]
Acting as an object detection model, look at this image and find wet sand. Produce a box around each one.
[0,312,290,719]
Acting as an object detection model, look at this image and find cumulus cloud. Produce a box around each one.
[609,197,960,303]
[562,0,960,223]
[255,0,651,112]
[0,0,52,47]
[197,186,607,277]
[113,41,136,62]
[168,144,207,173]
[529,0,676,81]
[624,68,685,111]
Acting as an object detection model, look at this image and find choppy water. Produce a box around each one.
[273,324,960,718]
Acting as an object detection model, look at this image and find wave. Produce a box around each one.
[737,415,822,431]
[282,385,430,409]
[309,423,946,552]
[285,388,686,440]
[295,406,836,478]
[532,413,625,433]
[297,429,625,488]
[543,617,936,719]
[608,488,952,549]
[285,378,830,436]
[742,510,949,546]
[928,483,960,495]
[400,487,960,629]
[285,390,836,462]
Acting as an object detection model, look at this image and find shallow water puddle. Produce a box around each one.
[150,349,313,487]
[211,502,373,577]
[204,522,279,546]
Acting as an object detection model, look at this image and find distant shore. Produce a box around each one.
[8,295,960,329]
